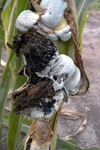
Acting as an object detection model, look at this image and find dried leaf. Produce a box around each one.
[64,0,89,95]
[61,109,87,140]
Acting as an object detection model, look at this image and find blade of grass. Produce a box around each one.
[0,41,4,62]
[76,0,95,24]
[57,137,83,150]
[0,25,4,42]
[78,10,87,53]
[0,66,12,136]
[16,139,24,150]
[3,114,32,134]
[86,148,100,150]
[7,76,26,150]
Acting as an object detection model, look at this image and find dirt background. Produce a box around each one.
[0,10,100,149]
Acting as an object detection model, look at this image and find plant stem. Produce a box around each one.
[24,102,64,150]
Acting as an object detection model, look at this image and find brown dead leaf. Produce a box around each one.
[61,109,87,140]
[65,0,89,95]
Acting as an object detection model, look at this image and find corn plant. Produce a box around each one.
[0,0,99,150]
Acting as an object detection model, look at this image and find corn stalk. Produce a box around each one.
[0,0,97,150]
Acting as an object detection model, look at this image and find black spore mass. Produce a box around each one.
[7,28,59,116]
[7,28,57,73]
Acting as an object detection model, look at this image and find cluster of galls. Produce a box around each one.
[8,28,80,119]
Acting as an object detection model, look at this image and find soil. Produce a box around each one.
[0,10,100,150]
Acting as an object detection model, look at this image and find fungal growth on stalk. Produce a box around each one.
[7,0,89,125]
[8,28,80,119]
[16,0,71,41]
[7,0,90,149]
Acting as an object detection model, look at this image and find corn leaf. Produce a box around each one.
[86,148,100,150]
[50,124,58,150]
[16,0,29,17]
[57,137,82,150]
[0,0,98,150]
[1,0,14,32]
[7,76,26,150]
[57,138,100,150]
[0,25,4,42]
[58,0,78,59]
[0,45,14,136]
[78,10,87,53]
[3,114,9,127]
[0,66,12,134]
[21,118,32,133]
[16,140,24,150]
[8,109,24,150]
[15,0,30,35]
[0,0,7,6]
[75,0,96,24]
[0,41,4,61]
[1,0,29,149]
[3,114,32,134]
[58,38,75,61]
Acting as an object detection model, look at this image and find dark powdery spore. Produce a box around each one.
[42,100,56,115]
[7,28,60,116]
[26,132,34,150]
[12,76,56,115]
[7,28,57,73]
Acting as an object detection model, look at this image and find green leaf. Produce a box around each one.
[0,41,4,61]
[0,47,14,137]
[16,140,24,150]
[3,114,32,134]
[75,0,96,24]
[0,66,12,135]
[1,1,29,147]
[16,0,29,17]
[21,118,32,133]
[3,114,9,120]
[15,0,29,35]
[57,38,75,61]
[78,10,87,53]
[7,76,26,150]
[3,114,9,127]
[9,54,23,81]
[1,0,30,80]
[1,0,14,31]
[1,0,19,55]
[85,148,100,150]
[1,50,14,78]
[57,138,100,150]
[51,123,57,150]
[1,1,98,150]
[0,25,4,42]
[57,0,78,61]
[0,0,7,6]
[8,109,24,150]
[57,137,83,150]
[68,140,82,147]
[1,0,29,45]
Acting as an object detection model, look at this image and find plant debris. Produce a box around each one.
[64,0,89,95]
[61,109,87,140]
